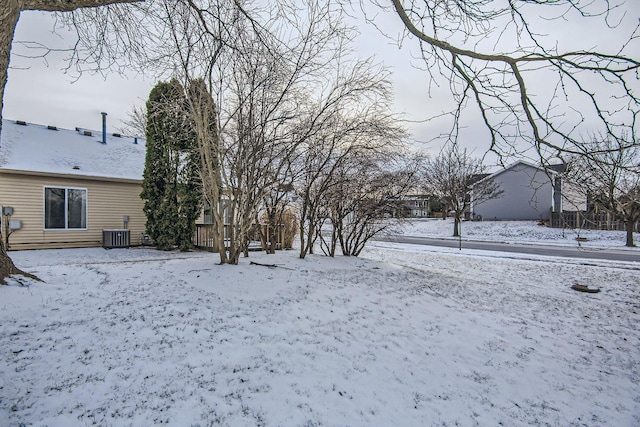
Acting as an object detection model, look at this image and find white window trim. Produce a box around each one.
[43,186,88,231]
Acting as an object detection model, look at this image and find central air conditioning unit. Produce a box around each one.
[102,229,130,249]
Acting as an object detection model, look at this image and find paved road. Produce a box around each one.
[375,235,640,263]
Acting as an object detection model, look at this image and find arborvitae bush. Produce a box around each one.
[141,79,201,251]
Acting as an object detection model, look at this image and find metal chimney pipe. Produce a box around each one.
[101,112,108,144]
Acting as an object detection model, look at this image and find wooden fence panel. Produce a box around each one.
[193,224,219,252]
[193,223,286,252]
[550,211,639,232]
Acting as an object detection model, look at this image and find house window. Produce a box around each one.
[44,187,87,229]
[203,199,230,225]
[203,199,214,224]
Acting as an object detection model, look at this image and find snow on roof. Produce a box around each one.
[472,160,556,186]
[0,119,146,181]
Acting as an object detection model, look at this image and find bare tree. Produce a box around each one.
[119,104,146,137]
[187,78,228,264]
[154,1,389,265]
[377,0,639,162]
[294,64,406,259]
[565,134,640,247]
[423,144,502,237]
[217,8,310,264]
[260,164,299,254]
[325,156,418,257]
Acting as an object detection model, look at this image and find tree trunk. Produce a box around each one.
[298,218,306,258]
[0,237,40,285]
[0,249,41,285]
[267,211,276,254]
[187,80,227,264]
[309,225,317,254]
[0,0,20,137]
[453,215,460,237]
[625,220,635,247]
[298,196,308,258]
[0,2,42,284]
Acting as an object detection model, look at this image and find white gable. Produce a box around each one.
[0,119,146,181]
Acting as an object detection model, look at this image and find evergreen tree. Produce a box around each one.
[141,79,201,251]
[176,149,202,251]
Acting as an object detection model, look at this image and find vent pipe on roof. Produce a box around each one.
[101,112,108,144]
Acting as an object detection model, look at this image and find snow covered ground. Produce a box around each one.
[395,218,639,250]
[1,224,639,426]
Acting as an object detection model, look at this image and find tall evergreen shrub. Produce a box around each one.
[141,79,201,251]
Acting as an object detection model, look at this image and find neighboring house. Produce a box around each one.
[398,194,431,218]
[0,118,146,250]
[547,162,588,214]
[387,194,430,218]
[470,161,587,221]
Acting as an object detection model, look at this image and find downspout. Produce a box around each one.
[552,174,560,213]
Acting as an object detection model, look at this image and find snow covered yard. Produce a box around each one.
[396,218,639,250]
[1,246,639,426]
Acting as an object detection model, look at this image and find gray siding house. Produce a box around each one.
[471,161,586,221]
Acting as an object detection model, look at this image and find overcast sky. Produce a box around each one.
[2,6,472,157]
[4,2,638,165]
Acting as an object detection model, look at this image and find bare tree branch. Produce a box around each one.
[384,0,639,161]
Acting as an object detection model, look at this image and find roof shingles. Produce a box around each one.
[0,119,146,181]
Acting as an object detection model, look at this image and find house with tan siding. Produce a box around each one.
[0,119,146,250]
